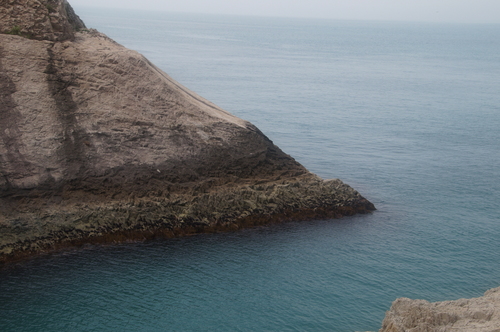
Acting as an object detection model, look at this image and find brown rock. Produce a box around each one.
[380,287,500,332]
[0,0,85,41]
[0,1,375,263]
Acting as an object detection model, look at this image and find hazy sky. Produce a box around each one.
[70,0,500,24]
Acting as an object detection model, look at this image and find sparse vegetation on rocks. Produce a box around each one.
[6,25,21,35]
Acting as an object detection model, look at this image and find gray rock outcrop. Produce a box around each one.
[380,287,500,332]
[0,0,375,263]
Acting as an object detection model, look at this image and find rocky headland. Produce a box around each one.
[380,287,500,332]
[0,0,375,264]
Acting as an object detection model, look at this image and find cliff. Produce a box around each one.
[0,0,375,263]
[0,0,85,41]
[380,287,500,332]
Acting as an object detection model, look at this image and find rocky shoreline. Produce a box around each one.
[3,2,497,332]
[0,175,374,264]
[0,0,374,264]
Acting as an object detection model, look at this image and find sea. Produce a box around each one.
[1,7,499,331]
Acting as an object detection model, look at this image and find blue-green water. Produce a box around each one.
[1,8,499,331]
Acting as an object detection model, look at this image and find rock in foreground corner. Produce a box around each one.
[380,287,500,332]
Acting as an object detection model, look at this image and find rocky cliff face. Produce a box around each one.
[0,29,305,194]
[0,0,374,263]
[0,0,85,41]
[380,287,500,332]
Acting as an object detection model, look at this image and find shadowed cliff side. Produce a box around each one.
[0,0,375,263]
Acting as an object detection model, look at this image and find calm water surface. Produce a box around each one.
[1,8,499,331]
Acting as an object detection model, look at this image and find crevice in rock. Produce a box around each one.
[0,47,33,190]
[45,43,89,183]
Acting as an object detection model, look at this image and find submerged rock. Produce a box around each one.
[380,287,500,332]
[0,0,375,263]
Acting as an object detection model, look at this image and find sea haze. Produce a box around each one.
[1,8,499,331]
